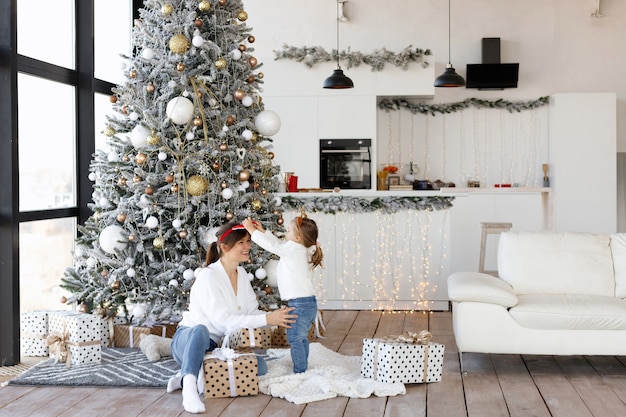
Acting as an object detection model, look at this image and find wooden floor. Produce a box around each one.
[2,310,626,417]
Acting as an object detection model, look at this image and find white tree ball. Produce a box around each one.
[192,35,204,47]
[130,124,151,148]
[142,48,154,60]
[145,216,159,229]
[132,304,146,318]
[221,188,234,200]
[138,195,151,208]
[98,197,109,207]
[168,279,179,287]
[183,269,195,280]
[231,49,242,60]
[208,98,217,107]
[107,151,120,162]
[172,218,182,230]
[242,129,253,140]
[255,110,281,136]
[126,268,136,277]
[186,131,195,140]
[168,80,177,88]
[255,267,267,279]
[129,111,139,121]
[88,172,97,181]
[86,257,97,268]
[273,196,282,206]
[241,95,253,107]
[99,225,127,254]
[166,97,194,125]
[74,247,84,257]
[158,151,168,161]
[247,272,254,281]
[241,180,250,189]
[265,259,279,287]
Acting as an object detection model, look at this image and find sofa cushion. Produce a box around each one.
[498,231,614,296]
[509,294,626,330]
[610,233,626,298]
[448,272,518,307]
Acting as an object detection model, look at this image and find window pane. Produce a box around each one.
[95,92,115,153]
[94,0,132,84]
[18,73,76,211]
[17,0,75,69]
[20,218,76,313]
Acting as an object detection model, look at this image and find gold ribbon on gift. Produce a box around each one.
[373,330,433,383]
[46,328,102,368]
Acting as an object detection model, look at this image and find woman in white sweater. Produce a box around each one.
[168,221,297,414]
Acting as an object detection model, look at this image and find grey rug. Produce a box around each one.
[8,348,179,388]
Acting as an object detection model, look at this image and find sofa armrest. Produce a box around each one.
[447,272,518,307]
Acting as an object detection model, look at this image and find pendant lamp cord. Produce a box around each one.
[336,0,341,69]
[447,0,451,65]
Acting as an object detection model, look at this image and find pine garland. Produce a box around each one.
[274,44,432,71]
[378,96,550,115]
[281,195,454,215]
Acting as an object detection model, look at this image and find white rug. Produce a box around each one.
[259,343,406,404]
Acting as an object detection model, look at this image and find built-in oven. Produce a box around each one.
[320,139,372,190]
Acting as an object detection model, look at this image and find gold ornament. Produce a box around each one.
[60,295,67,304]
[169,34,191,54]
[226,115,236,125]
[215,57,227,70]
[171,183,179,193]
[135,152,147,165]
[277,217,284,225]
[193,117,203,127]
[111,280,120,290]
[194,18,203,27]
[77,303,89,313]
[176,62,185,71]
[122,155,130,162]
[248,56,257,67]
[179,230,188,239]
[268,151,275,159]
[237,10,248,21]
[264,285,273,295]
[198,0,211,12]
[248,35,255,43]
[246,75,255,84]
[121,105,129,114]
[109,95,118,103]
[219,143,228,151]
[238,170,250,181]
[128,234,135,241]
[133,175,142,183]
[219,0,227,5]
[161,4,173,15]
[153,236,165,249]
[261,188,267,196]
[146,83,155,93]
[251,200,262,211]
[118,177,127,186]
[212,162,220,171]
[116,213,127,223]
[104,126,115,137]
[147,132,159,145]
[258,72,264,79]
[186,175,208,196]
[129,69,137,78]
[238,44,246,52]
[220,181,228,189]
[234,89,245,100]
[225,211,234,220]
[101,270,108,277]
[145,185,154,195]
[165,173,174,183]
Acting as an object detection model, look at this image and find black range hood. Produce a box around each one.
[466,38,519,90]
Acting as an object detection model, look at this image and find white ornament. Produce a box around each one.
[168,80,177,88]
[183,269,195,280]
[169,279,179,287]
[241,180,250,189]
[130,124,151,148]
[125,257,135,266]
[107,151,120,162]
[255,110,281,136]
[88,172,97,181]
[230,49,242,60]
[172,218,182,230]
[132,304,146,318]
[241,95,253,107]
[242,129,253,140]
[146,216,159,229]
[86,257,97,268]
[74,247,84,257]
[98,197,109,207]
[247,272,254,281]
[208,98,218,107]
[221,188,234,199]
[192,35,204,48]
[182,90,190,97]
[186,131,195,140]
[255,267,267,279]
[142,48,155,60]
[129,111,139,121]
[273,196,282,206]
[265,259,279,287]
[99,225,127,254]
[158,151,168,161]
[126,268,136,277]
[138,195,151,208]
[166,97,194,125]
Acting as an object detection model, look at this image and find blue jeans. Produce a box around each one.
[171,325,267,378]
[286,296,318,373]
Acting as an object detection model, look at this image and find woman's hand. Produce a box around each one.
[266,306,297,328]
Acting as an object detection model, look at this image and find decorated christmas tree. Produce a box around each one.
[61,0,285,325]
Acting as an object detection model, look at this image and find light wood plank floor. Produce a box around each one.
[2,310,626,417]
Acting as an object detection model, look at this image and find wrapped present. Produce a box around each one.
[361,330,445,384]
[112,323,177,347]
[202,348,258,398]
[98,316,127,347]
[270,324,316,347]
[224,327,271,349]
[47,311,101,366]
[20,311,50,356]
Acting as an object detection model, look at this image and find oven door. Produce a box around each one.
[320,148,372,189]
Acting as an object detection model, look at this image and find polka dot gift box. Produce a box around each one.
[47,311,102,366]
[224,327,272,349]
[202,348,258,398]
[361,330,445,384]
[20,311,51,357]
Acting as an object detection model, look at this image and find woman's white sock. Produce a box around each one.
[182,374,205,414]
[166,372,181,393]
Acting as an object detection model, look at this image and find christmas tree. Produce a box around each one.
[61,0,285,325]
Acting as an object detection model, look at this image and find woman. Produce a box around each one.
[168,221,297,414]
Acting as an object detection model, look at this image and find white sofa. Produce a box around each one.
[447,231,626,368]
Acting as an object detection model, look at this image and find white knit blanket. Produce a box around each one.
[258,343,406,404]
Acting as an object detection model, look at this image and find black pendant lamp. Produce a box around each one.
[323,0,354,89]
[434,0,465,88]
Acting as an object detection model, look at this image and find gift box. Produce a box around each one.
[20,311,50,356]
[98,316,127,347]
[361,331,445,384]
[202,349,258,398]
[47,311,101,366]
[270,324,315,347]
[224,327,271,349]
[112,323,178,347]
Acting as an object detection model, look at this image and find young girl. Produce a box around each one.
[243,213,323,374]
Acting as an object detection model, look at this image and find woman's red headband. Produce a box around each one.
[219,224,245,242]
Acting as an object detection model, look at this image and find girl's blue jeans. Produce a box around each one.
[171,325,267,379]
[286,296,318,373]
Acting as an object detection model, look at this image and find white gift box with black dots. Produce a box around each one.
[48,311,102,366]
[20,311,51,357]
[361,338,445,384]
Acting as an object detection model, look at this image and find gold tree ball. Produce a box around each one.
[111,280,120,290]
[145,185,154,195]
[133,175,142,183]
[219,143,228,151]
[234,89,245,100]
[169,34,191,54]
[118,177,127,187]
[128,234,135,241]
[198,0,211,12]
[165,173,174,183]
[104,126,115,137]
[251,200,262,211]
[238,44,246,52]
[237,10,249,21]
[186,175,208,196]
[147,132,159,145]
[109,95,118,103]
[161,4,173,15]
[171,183,179,193]
[146,83,155,93]
[248,56,257,68]
[215,57,227,70]
[153,236,165,249]
[194,18,203,27]
[116,213,127,223]
[77,303,89,313]
[193,117,203,126]
[179,230,188,239]
[248,35,255,43]
[225,211,234,220]
[277,217,284,225]
[60,295,67,304]
[238,169,250,181]
[176,62,185,71]
[135,152,147,165]
[219,0,227,5]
